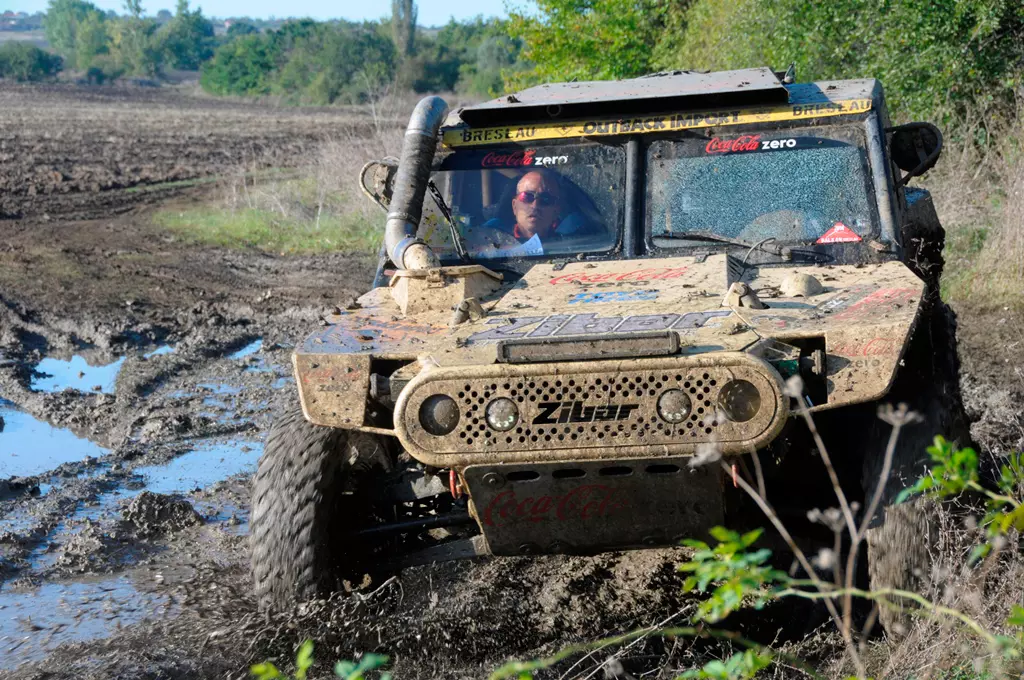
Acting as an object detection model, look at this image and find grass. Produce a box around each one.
[933,108,1024,311]
[154,205,380,255]
[150,95,407,257]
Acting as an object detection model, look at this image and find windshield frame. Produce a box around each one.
[429,138,629,268]
[641,119,883,257]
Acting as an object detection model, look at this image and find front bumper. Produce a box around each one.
[394,353,788,468]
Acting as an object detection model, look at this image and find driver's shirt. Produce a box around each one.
[512,223,552,241]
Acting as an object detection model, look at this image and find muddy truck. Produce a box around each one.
[251,67,968,631]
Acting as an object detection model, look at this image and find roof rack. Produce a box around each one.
[458,67,790,127]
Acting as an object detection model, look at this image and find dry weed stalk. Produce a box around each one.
[722,375,1024,678]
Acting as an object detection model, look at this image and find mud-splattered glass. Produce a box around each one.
[646,126,877,248]
[423,142,625,262]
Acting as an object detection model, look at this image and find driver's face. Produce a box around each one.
[512,172,560,239]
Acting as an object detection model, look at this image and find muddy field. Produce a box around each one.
[0,85,1022,679]
[0,83,379,221]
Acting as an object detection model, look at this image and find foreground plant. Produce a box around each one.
[251,640,391,680]
[490,390,1024,679]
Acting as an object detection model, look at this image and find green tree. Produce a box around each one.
[159,0,214,70]
[74,10,110,70]
[506,0,664,87]
[391,0,416,59]
[42,0,106,68]
[651,0,1024,121]
[0,42,63,81]
[226,20,258,38]
[199,33,274,94]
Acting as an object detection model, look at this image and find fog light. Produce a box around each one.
[419,394,459,435]
[486,397,519,431]
[657,389,691,423]
[718,380,761,422]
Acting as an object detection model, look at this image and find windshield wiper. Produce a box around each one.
[656,231,792,261]
[426,180,470,263]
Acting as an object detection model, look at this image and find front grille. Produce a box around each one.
[394,354,787,467]
[457,371,723,447]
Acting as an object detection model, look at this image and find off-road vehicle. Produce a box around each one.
[251,67,968,630]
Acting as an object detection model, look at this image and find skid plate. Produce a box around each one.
[464,458,723,556]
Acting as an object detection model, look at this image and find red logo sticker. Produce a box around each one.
[482,149,536,168]
[705,134,761,154]
[816,222,862,244]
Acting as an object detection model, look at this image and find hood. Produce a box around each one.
[296,255,924,430]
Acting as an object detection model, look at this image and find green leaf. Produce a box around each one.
[968,543,992,564]
[709,526,738,543]
[1007,605,1024,627]
[295,640,314,680]
[250,662,282,680]
[334,661,357,677]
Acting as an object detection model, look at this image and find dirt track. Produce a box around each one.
[0,84,1022,679]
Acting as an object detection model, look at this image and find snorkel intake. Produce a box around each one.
[383,96,449,271]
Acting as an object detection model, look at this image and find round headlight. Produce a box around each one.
[419,394,459,436]
[657,389,691,423]
[718,380,761,422]
[486,397,519,431]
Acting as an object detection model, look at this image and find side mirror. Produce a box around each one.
[358,157,399,212]
[887,122,942,186]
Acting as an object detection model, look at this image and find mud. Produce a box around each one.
[1,211,1019,679]
[0,94,1021,678]
[0,83,380,221]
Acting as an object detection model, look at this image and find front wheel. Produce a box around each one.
[250,405,391,612]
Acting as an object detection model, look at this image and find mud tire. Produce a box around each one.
[251,404,391,612]
[862,301,967,636]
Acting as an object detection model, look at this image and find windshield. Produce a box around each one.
[422,142,624,262]
[647,126,876,248]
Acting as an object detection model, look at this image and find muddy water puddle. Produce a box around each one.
[136,441,262,495]
[0,398,109,478]
[0,571,173,668]
[30,345,175,394]
[0,437,261,668]
[0,337,280,667]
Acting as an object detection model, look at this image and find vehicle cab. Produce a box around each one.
[372,67,942,284]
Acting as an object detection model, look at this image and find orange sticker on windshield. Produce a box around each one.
[816,222,862,244]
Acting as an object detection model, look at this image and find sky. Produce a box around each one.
[11,0,511,23]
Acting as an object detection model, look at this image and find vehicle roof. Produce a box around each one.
[444,68,881,129]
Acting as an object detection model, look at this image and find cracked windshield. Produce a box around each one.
[423,143,624,260]
[648,127,876,247]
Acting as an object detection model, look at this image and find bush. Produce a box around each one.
[0,42,63,81]
[200,21,396,104]
[200,34,274,96]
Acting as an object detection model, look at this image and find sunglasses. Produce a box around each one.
[515,190,559,206]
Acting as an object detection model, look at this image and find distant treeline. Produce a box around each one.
[19,0,526,101]
[200,12,526,102]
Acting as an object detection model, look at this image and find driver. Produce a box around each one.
[509,170,562,242]
[474,168,601,255]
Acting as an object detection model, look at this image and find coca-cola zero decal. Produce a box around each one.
[702,135,846,155]
[442,149,571,170]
